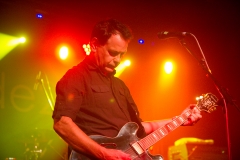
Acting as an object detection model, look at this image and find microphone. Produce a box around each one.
[157,31,190,39]
[34,71,41,90]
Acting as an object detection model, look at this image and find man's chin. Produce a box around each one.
[105,67,115,74]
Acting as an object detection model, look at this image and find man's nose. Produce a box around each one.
[114,54,121,63]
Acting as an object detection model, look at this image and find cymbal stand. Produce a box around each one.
[34,71,55,110]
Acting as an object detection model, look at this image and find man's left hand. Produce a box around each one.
[182,104,202,126]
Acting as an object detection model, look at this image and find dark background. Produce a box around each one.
[0,0,240,159]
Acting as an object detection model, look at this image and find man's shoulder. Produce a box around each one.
[112,76,128,88]
[57,60,89,83]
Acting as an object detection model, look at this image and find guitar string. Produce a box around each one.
[138,110,191,150]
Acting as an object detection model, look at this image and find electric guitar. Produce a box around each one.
[70,93,218,160]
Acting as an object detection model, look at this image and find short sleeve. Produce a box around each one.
[52,69,84,121]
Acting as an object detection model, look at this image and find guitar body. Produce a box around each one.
[70,122,163,160]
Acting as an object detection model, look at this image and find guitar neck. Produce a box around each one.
[136,110,192,150]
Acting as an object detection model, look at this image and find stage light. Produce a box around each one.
[36,14,43,18]
[115,59,131,77]
[164,61,173,74]
[59,46,68,60]
[124,60,131,66]
[138,39,144,44]
[158,60,177,90]
[8,36,26,45]
[19,37,26,43]
[83,43,91,55]
[0,33,26,60]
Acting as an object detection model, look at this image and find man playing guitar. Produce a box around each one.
[52,19,204,160]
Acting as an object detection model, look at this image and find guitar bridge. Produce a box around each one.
[130,141,145,155]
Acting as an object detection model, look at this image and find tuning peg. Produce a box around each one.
[209,107,216,112]
[196,95,204,101]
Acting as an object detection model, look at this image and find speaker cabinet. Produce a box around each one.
[168,143,228,160]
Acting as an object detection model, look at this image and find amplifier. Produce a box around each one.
[168,138,228,160]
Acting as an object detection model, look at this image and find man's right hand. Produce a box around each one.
[54,117,132,160]
[99,148,131,160]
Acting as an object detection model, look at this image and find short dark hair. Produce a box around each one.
[91,18,133,45]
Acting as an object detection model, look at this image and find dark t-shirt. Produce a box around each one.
[52,56,145,138]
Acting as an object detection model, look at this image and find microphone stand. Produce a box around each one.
[178,34,239,160]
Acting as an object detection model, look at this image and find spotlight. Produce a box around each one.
[115,60,131,77]
[124,60,131,66]
[138,39,144,44]
[8,37,26,45]
[59,46,68,60]
[0,33,26,60]
[36,14,43,19]
[19,37,26,43]
[83,43,91,55]
[164,62,173,74]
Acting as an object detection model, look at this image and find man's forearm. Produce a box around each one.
[141,119,172,134]
[53,116,106,158]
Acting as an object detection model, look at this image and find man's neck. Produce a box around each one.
[88,53,114,77]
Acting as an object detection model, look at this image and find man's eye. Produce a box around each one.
[120,53,125,57]
[109,51,119,57]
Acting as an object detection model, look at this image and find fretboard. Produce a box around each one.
[131,110,191,154]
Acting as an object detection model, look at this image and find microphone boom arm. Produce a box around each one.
[179,36,239,111]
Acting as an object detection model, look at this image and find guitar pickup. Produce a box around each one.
[99,143,117,149]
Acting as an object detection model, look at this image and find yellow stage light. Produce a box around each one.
[59,46,68,60]
[158,60,176,90]
[115,59,131,77]
[9,37,26,45]
[164,61,173,74]
[0,33,26,60]
[124,60,131,66]
[19,37,26,43]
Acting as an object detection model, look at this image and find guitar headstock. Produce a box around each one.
[196,93,218,113]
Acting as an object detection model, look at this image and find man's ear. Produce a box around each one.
[90,37,99,52]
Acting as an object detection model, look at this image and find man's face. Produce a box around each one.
[94,33,129,75]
